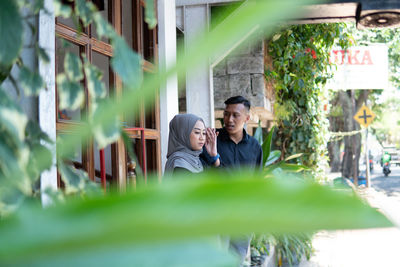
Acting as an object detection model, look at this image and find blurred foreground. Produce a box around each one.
[296,169,400,267]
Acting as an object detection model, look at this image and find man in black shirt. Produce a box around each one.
[201,95,263,265]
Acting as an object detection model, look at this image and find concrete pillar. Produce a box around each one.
[184,5,215,127]
[38,0,57,206]
[158,0,179,173]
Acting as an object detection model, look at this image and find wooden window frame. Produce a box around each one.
[55,0,160,190]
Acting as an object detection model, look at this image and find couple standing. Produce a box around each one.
[165,95,263,264]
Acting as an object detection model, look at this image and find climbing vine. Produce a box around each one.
[267,23,352,180]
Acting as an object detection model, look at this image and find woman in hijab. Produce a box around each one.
[165,114,220,173]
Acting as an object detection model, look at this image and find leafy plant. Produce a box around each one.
[258,126,309,178]
[273,232,313,267]
[267,23,353,181]
[252,125,313,266]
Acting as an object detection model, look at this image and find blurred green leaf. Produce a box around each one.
[9,239,238,267]
[19,66,45,96]
[65,52,84,82]
[58,162,89,194]
[75,0,95,26]
[284,153,303,162]
[111,36,143,88]
[0,183,25,218]
[29,0,45,14]
[0,65,12,83]
[0,88,28,142]
[53,0,72,18]
[0,140,22,179]
[56,74,85,111]
[0,0,23,67]
[144,0,157,29]
[37,46,50,64]
[121,131,143,177]
[25,120,53,145]
[93,13,116,39]
[90,100,120,149]
[276,162,309,172]
[262,126,275,166]
[28,144,52,177]
[265,150,281,167]
[0,171,391,264]
[84,61,106,99]
[253,122,263,145]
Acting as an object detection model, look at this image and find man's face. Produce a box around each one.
[223,103,250,136]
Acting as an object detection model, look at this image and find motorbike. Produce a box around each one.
[383,162,391,177]
[369,159,374,172]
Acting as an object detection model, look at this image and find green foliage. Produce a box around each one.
[19,66,45,96]
[0,88,52,217]
[56,73,85,110]
[253,125,313,264]
[262,126,276,166]
[0,0,23,67]
[64,52,84,82]
[111,35,143,88]
[144,0,157,29]
[267,23,352,180]
[273,232,313,266]
[0,171,392,265]
[256,126,308,174]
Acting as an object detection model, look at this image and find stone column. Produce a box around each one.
[184,5,215,127]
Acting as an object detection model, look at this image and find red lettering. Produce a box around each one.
[361,50,373,65]
[338,50,346,65]
[330,50,343,65]
[330,49,375,65]
[347,50,360,65]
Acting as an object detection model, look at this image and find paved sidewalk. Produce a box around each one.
[298,187,400,267]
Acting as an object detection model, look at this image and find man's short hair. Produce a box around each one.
[224,96,251,111]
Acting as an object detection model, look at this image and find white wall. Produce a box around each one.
[39,0,57,206]
[158,0,179,173]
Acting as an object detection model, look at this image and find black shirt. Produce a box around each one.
[201,128,263,171]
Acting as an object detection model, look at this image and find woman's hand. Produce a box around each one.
[205,128,220,167]
[205,128,217,156]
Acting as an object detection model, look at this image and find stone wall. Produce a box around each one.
[264,42,275,114]
[213,35,268,110]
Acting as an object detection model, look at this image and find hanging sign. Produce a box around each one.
[353,104,375,127]
[326,45,388,90]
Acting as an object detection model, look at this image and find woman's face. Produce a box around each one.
[190,120,206,151]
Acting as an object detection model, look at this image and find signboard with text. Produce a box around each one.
[326,45,388,90]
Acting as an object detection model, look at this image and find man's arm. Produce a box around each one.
[200,147,221,167]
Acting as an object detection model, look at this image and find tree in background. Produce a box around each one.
[327,25,400,177]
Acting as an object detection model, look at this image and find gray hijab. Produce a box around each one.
[165,114,204,173]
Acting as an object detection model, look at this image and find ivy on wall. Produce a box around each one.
[266,24,352,180]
